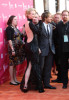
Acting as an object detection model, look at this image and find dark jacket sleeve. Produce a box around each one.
[53,23,59,47]
[6,27,13,41]
[29,21,39,34]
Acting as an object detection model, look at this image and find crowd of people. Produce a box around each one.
[6,8,69,93]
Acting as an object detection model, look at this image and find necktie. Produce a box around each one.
[47,25,49,37]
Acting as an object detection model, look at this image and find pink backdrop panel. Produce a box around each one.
[0,0,33,84]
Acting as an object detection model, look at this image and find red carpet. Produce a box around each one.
[0,72,69,100]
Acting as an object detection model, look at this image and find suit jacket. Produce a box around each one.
[55,21,69,54]
[38,23,55,56]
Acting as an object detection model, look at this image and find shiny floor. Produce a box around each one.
[0,72,69,100]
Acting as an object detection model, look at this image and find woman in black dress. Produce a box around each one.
[6,16,24,85]
[20,8,44,93]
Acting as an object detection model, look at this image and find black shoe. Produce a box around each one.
[37,85,45,93]
[39,89,45,93]
[51,79,62,83]
[62,85,67,89]
[38,83,45,93]
[10,82,19,85]
[44,85,56,89]
[15,81,21,84]
[23,87,28,93]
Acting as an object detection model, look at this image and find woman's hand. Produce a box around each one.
[12,51,15,56]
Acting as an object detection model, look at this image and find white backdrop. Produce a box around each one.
[34,0,44,15]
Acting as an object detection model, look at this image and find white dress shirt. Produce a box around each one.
[43,22,50,33]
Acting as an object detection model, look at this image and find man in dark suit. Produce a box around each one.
[38,12,56,89]
[55,10,69,89]
[51,13,62,83]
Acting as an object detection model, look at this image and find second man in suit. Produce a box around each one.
[38,12,56,89]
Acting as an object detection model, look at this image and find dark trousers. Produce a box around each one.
[39,50,53,86]
[55,52,62,81]
[60,52,69,85]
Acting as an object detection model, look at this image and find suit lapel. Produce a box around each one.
[42,23,47,36]
[49,24,52,37]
